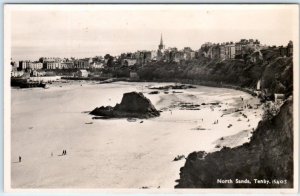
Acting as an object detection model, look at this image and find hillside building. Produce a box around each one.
[122,59,137,66]
[76,69,88,77]
[44,62,62,69]
[19,61,31,70]
[75,58,92,69]
[29,62,43,70]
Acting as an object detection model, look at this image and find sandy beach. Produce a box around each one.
[11,81,263,188]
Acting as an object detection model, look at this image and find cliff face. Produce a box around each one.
[175,97,293,188]
[261,57,293,95]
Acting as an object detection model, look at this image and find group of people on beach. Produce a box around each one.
[62,150,67,156]
[18,149,67,163]
[50,150,67,157]
[244,104,253,109]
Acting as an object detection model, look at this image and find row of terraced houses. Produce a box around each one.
[200,39,293,60]
[16,57,104,71]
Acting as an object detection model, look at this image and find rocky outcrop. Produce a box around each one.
[175,97,293,188]
[149,84,196,90]
[90,92,160,119]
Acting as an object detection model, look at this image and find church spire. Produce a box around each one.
[158,33,165,50]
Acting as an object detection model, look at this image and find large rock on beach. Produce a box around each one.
[90,91,160,119]
[90,106,114,117]
[175,97,293,188]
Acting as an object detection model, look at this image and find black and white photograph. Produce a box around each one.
[4,4,299,193]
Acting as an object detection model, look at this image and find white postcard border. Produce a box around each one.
[3,4,299,194]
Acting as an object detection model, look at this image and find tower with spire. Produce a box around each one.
[158,33,165,50]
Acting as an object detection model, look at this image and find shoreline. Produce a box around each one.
[132,78,258,97]
[60,76,259,98]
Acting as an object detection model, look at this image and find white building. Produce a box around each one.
[130,71,139,79]
[61,62,75,69]
[256,79,261,91]
[75,58,92,69]
[19,61,31,70]
[45,62,62,69]
[274,94,285,104]
[225,44,236,59]
[32,70,46,77]
[76,70,89,77]
[90,62,104,69]
[29,62,43,70]
[11,70,24,77]
[122,59,137,66]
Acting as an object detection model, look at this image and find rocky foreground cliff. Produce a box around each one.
[175,97,293,188]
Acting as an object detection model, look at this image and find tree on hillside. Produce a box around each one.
[104,54,114,67]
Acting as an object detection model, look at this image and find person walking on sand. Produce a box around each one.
[64,150,67,155]
[19,156,21,163]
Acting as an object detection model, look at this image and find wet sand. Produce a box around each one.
[11,81,263,188]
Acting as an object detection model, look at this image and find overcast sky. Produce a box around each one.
[6,4,298,61]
